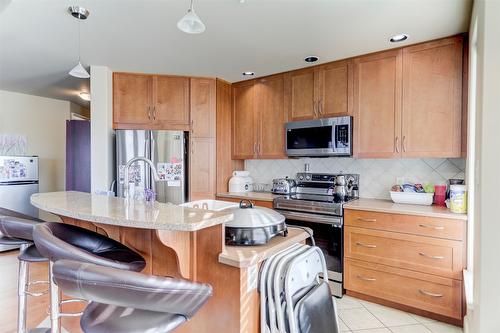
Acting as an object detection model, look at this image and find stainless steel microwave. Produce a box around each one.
[285,116,353,157]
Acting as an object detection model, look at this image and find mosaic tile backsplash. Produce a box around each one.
[244,158,466,200]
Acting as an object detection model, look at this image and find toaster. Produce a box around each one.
[271,177,296,194]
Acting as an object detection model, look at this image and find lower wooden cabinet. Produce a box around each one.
[345,258,463,320]
[344,209,466,322]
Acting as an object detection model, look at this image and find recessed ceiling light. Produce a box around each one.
[79,92,91,101]
[242,71,255,76]
[304,56,319,63]
[389,34,409,43]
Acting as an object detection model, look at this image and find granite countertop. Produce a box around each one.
[216,191,281,202]
[219,227,311,268]
[344,198,468,220]
[31,191,234,231]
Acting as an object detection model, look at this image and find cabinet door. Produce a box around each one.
[190,137,216,200]
[232,80,257,159]
[286,68,316,121]
[402,36,463,157]
[353,50,403,158]
[113,73,152,126]
[191,78,216,138]
[317,60,353,117]
[255,75,286,158]
[153,75,190,127]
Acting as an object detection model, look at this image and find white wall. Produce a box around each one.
[90,66,114,193]
[0,90,79,219]
[465,1,500,332]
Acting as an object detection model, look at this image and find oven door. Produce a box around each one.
[277,210,343,295]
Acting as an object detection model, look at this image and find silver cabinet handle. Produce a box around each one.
[395,136,400,153]
[318,99,323,115]
[402,135,407,152]
[152,106,157,120]
[313,101,318,118]
[356,242,377,248]
[419,289,443,298]
[357,217,377,223]
[257,143,261,155]
[419,252,445,260]
[357,275,376,282]
[419,224,445,230]
[147,106,152,120]
[253,142,257,155]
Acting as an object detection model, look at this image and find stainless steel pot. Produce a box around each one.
[224,200,287,246]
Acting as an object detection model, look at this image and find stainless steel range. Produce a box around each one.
[273,172,359,297]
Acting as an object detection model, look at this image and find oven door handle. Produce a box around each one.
[278,210,342,226]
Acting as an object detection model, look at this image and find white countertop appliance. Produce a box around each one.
[229,171,253,193]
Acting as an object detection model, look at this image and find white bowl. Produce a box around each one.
[390,191,434,206]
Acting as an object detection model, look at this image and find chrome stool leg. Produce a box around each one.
[17,244,29,333]
[48,261,60,333]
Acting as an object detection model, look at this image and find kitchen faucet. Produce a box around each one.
[123,156,161,199]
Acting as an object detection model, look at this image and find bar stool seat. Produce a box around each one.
[53,260,212,333]
[33,222,146,272]
[0,215,48,333]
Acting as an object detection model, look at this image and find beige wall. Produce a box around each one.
[465,1,500,332]
[0,90,79,219]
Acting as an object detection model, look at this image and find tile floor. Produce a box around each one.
[336,295,463,333]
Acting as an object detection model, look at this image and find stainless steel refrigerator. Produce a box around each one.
[0,155,39,251]
[116,130,188,204]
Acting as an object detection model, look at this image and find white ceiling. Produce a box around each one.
[0,0,472,108]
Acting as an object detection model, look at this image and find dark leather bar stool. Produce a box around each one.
[52,259,213,333]
[33,222,147,333]
[0,215,48,333]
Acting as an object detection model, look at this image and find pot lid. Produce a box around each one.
[224,200,285,228]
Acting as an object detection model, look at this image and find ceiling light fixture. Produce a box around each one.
[242,71,255,76]
[304,56,319,63]
[177,0,206,34]
[79,91,91,101]
[389,34,409,43]
[68,6,90,79]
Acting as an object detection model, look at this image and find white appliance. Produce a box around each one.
[229,171,253,193]
[0,155,39,251]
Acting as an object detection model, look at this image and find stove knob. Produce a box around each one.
[299,175,304,180]
[305,175,311,180]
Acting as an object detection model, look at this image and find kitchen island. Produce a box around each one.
[31,191,310,333]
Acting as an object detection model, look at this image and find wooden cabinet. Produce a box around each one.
[113,73,153,125]
[353,50,403,158]
[353,35,463,158]
[402,36,463,157]
[232,75,287,159]
[316,60,353,117]
[286,68,316,121]
[255,75,286,158]
[286,61,352,121]
[153,75,190,127]
[113,73,190,130]
[232,80,257,159]
[190,78,216,200]
[344,209,466,322]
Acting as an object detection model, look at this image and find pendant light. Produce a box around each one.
[68,6,90,78]
[177,0,205,34]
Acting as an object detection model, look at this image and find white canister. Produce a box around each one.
[449,185,467,214]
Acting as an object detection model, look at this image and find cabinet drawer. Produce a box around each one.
[345,209,465,241]
[345,226,464,279]
[345,258,462,319]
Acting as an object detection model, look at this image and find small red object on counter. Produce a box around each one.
[434,184,447,206]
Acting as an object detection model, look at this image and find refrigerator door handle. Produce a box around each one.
[145,135,151,191]
[150,133,156,193]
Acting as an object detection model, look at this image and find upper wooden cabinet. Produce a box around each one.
[316,60,353,117]
[353,50,403,158]
[232,80,257,159]
[190,78,216,138]
[286,68,316,121]
[113,73,190,130]
[256,75,287,158]
[402,36,463,158]
[354,35,463,158]
[232,75,287,159]
[153,75,190,127]
[286,60,352,121]
[113,73,152,125]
